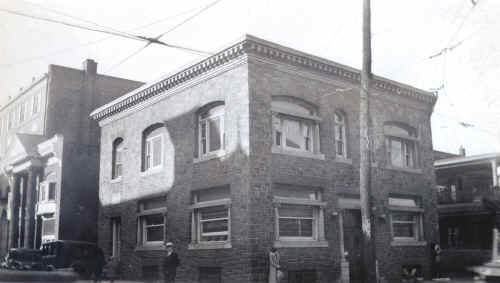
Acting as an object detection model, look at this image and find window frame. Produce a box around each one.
[143,132,163,172]
[112,138,124,180]
[137,198,167,247]
[38,182,56,203]
[389,196,424,243]
[111,217,121,258]
[198,104,225,159]
[273,185,326,244]
[334,112,347,158]
[190,187,231,247]
[384,123,419,169]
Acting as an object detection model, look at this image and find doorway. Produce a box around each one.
[342,209,364,283]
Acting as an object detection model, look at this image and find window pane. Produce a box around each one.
[393,223,415,238]
[200,206,228,220]
[300,219,313,237]
[197,187,230,202]
[145,140,152,169]
[145,214,164,225]
[209,118,222,152]
[146,226,163,242]
[389,197,417,207]
[152,136,162,167]
[202,219,228,234]
[390,139,403,167]
[48,183,56,200]
[279,205,313,218]
[42,219,55,236]
[285,120,302,149]
[279,218,300,236]
[405,141,415,167]
[201,234,228,242]
[201,121,207,154]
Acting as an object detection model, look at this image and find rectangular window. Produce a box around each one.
[111,217,121,258]
[198,108,224,157]
[137,197,166,246]
[33,93,40,114]
[199,267,221,283]
[192,186,231,244]
[114,145,123,178]
[145,134,163,171]
[387,137,415,168]
[389,196,423,242]
[273,115,315,153]
[274,185,325,242]
[42,216,55,236]
[48,183,56,200]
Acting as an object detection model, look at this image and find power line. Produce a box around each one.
[0,4,208,69]
[0,7,210,55]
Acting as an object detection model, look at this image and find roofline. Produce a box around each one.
[0,74,48,113]
[90,34,437,122]
[434,152,500,168]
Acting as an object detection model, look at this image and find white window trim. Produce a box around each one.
[198,110,225,159]
[273,195,326,245]
[41,215,56,239]
[144,134,163,172]
[190,193,231,249]
[137,202,167,247]
[386,136,418,169]
[334,113,347,158]
[273,114,317,153]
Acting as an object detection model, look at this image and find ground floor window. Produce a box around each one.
[111,217,121,258]
[273,184,326,242]
[191,186,231,244]
[41,214,55,242]
[389,196,423,243]
[137,197,166,247]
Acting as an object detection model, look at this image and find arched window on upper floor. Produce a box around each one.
[197,102,225,159]
[271,97,322,157]
[112,137,124,179]
[384,122,418,169]
[334,111,347,158]
[142,123,165,172]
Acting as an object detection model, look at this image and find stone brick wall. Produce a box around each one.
[97,45,437,283]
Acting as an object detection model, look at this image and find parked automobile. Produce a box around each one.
[1,248,53,271]
[40,240,104,278]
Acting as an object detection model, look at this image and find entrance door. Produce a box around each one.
[343,209,364,283]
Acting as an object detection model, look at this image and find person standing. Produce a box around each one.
[269,247,281,283]
[162,242,180,283]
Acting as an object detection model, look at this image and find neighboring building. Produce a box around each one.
[0,59,142,256]
[91,35,438,283]
[435,150,500,274]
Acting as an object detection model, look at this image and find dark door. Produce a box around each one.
[343,209,364,283]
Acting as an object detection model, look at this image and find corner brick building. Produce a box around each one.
[91,35,438,283]
[0,60,142,255]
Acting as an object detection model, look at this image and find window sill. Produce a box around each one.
[272,147,325,160]
[135,244,165,251]
[335,156,352,165]
[274,240,329,248]
[194,150,226,164]
[110,177,122,184]
[391,240,427,247]
[140,166,163,177]
[385,165,422,174]
[188,242,231,250]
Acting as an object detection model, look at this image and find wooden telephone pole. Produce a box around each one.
[360,0,377,282]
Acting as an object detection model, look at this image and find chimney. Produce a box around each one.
[82,59,97,75]
[459,146,466,156]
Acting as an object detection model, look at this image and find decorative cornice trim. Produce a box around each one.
[90,35,436,122]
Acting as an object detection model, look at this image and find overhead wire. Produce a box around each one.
[0,4,208,69]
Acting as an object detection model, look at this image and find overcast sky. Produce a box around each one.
[0,0,499,155]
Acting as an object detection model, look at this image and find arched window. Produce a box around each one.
[384,122,418,168]
[112,138,124,179]
[142,124,164,172]
[272,97,320,154]
[198,102,225,158]
[334,111,347,157]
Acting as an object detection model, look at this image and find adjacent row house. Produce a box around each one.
[91,35,439,283]
[0,60,142,256]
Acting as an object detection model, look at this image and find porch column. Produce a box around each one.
[33,173,41,249]
[17,175,25,248]
[24,169,37,248]
[8,175,20,248]
[492,159,498,187]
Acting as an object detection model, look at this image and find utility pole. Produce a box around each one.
[360,0,377,282]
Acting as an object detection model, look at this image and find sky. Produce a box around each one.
[0,0,499,156]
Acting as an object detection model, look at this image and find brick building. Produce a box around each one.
[435,150,500,274]
[0,60,142,255]
[91,35,438,283]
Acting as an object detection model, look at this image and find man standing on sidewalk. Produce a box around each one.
[162,242,180,283]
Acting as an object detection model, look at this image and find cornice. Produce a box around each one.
[91,35,437,122]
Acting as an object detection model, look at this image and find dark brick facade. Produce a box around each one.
[93,35,438,283]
